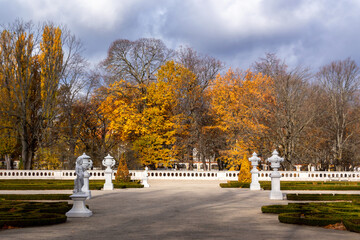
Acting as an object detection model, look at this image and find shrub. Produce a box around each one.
[115,154,131,182]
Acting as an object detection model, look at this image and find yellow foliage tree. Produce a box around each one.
[238,154,251,182]
[115,154,130,182]
[209,69,274,170]
[99,61,196,167]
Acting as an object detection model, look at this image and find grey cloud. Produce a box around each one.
[1,0,360,72]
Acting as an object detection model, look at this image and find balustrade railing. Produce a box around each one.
[0,169,360,181]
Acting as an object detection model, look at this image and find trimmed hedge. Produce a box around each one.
[0,180,143,190]
[286,194,360,201]
[220,181,360,190]
[278,213,342,226]
[0,201,71,229]
[343,219,360,233]
[0,194,71,200]
[262,200,360,232]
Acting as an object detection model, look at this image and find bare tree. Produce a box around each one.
[317,58,360,170]
[103,38,174,88]
[253,53,316,169]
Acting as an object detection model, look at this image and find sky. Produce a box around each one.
[1,0,360,71]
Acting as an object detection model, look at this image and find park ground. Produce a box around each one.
[0,180,359,240]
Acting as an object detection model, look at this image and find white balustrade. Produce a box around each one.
[1,169,360,181]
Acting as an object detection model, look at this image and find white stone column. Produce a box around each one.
[249,152,261,190]
[142,167,150,188]
[102,154,116,190]
[268,150,284,200]
[80,153,93,199]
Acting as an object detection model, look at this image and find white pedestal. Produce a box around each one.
[270,171,283,200]
[142,178,150,188]
[66,194,92,218]
[250,168,261,190]
[103,170,114,190]
[82,171,91,199]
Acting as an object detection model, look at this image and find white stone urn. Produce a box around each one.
[249,152,261,190]
[80,153,93,199]
[102,154,116,190]
[267,150,284,200]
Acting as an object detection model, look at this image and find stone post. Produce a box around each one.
[142,167,150,188]
[267,150,284,200]
[249,152,261,190]
[102,154,116,190]
[80,153,93,199]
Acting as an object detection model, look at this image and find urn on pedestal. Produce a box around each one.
[102,154,116,190]
[267,150,284,200]
[249,152,261,190]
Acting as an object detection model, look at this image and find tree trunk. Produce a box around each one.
[5,154,13,170]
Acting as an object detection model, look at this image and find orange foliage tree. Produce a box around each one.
[99,61,197,168]
[209,69,274,170]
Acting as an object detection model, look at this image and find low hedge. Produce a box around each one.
[343,219,360,233]
[262,200,360,232]
[0,194,71,200]
[0,180,143,190]
[220,181,360,190]
[278,212,342,226]
[286,194,360,201]
[0,201,71,229]
[220,182,250,188]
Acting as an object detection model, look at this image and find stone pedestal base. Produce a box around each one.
[142,179,150,188]
[66,194,92,218]
[269,191,284,200]
[103,182,114,190]
[250,182,261,190]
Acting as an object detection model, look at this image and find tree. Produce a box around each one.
[0,20,73,169]
[100,61,200,168]
[253,53,316,170]
[103,38,174,87]
[209,69,273,170]
[238,154,251,183]
[175,46,224,170]
[115,154,130,182]
[316,58,360,170]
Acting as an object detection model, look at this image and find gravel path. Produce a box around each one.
[0,180,359,240]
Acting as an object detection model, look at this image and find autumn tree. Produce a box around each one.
[115,154,130,182]
[100,61,197,168]
[0,20,85,169]
[238,155,251,183]
[175,46,224,170]
[209,69,273,170]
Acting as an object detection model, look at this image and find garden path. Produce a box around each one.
[0,180,359,240]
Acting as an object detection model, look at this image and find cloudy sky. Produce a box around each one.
[1,0,360,71]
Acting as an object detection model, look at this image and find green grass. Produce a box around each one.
[262,194,360,233]
[0,180,143,190]
[220,181,360,190]
[0,200,71,229]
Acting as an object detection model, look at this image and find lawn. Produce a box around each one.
[262,194,360,233]
[0,179,143,190]
[220,181,360,190]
